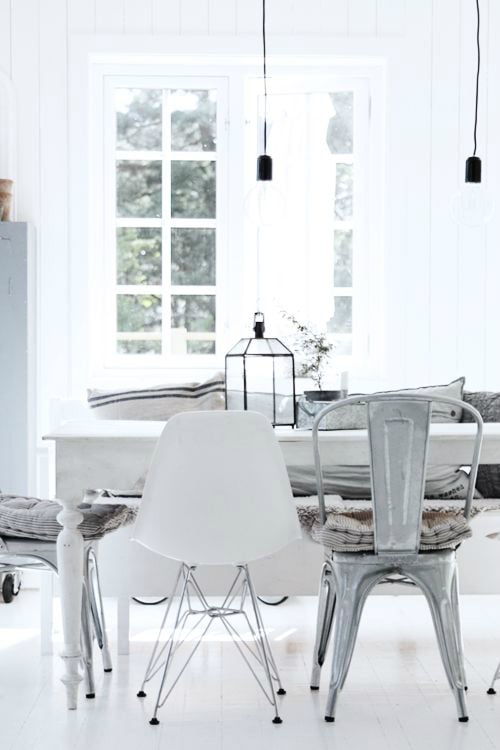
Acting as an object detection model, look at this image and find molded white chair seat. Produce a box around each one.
[132,410,301,725]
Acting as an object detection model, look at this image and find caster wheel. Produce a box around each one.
[149,718,160,726]
[272,716,282,724]
[310,685,319,691]
[458,716,469,723]
[325,716,335,723]
[137,690,147,698]
[2,574,15,603]
[86,693,95,699]
[487,688,496,695]
[277,688,286,695]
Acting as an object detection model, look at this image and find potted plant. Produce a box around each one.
[282,312,336,402]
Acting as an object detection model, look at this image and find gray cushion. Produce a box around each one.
[309,508,471,552]
[0,494,136,542]
[87,372,225,421]
[462,391,500,497]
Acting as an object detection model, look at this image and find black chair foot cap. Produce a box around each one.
[325,716,335,723]
[86,693,95,699]
[104,668,112,673]
[149,718,160,726]
[137,690,147,698]
[487,688,497,695]
[459,716,469,723]
[464,686,468,691]
[272,717,283,724]
[277,688,286,695]
[310,685,320,691]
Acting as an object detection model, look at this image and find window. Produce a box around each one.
[249,76,372,367]
[93,62,381,376]
[102,76,227,367]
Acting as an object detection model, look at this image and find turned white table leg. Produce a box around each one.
[57,498,84,710]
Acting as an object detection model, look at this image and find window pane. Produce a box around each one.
[116,89,162,151]
[117,294,162,333]
[171,295,215,332]
[327,92,353,154]
[171,161,216,218]
[117,160,162,218]
[171,90,217,152]
[117,228,162,285]
[117,340,161,355]
[333,230,353,287]
[327,296,352,334]
[171,228,216,285]
[187,340,216,354]
[334,163,353,220]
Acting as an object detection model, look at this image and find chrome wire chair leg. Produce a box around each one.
[410,559,468,722]
[488,661,500,695]
[311,559,336,690]
[86,547,112,673]
[325,563,376,722]
[244,566,283,723]
[81,580,96,699]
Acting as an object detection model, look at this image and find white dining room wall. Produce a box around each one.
[0,0,499,493]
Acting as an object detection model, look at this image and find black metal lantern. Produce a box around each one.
[225,313,296,427]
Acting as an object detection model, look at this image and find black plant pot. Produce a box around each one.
[303,390,342,402]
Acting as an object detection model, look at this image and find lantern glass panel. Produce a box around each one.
[245,356,275,422]
[274,356,296,425]
[225,353,245,411]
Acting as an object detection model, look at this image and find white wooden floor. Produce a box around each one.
[1,591,500,749]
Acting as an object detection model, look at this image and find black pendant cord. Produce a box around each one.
[262,0,268,155]
[473,0,480,156]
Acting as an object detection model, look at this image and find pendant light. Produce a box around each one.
[245,0,285,227]
[451,0,493,226]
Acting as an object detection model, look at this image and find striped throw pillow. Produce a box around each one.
[87,372,225,421]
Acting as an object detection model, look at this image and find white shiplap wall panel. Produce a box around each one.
[267,0,294,35]
[428,0,461,384]
[152,0,181,33]
[96,0,125,33]
[384,1,433,387]
[10,0,40,223]
[124,0,153,33]
[348,0,377,36]
[292,0,327,34]
[377,0,406,36]
[181,0,209,33]
[209,0,237,34]
[484,0,500,389]
[235,0,260,34]
[319,0,349,35]
[0,0,12,75]
[39,0,71,422]
[456,0,488,389]
[68,0,96,33]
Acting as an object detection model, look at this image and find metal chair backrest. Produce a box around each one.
[312,394,483,555]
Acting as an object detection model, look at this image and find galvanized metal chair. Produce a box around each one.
[309,394,483,723]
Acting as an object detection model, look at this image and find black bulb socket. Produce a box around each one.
[253,312,265,339]
[465,155,482,183]
[257,154,273,181]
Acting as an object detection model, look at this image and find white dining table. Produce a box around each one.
[43,420,500,709]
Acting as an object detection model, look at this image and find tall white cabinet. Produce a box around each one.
[0,222,36,496]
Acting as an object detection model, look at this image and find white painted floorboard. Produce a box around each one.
[1,592,500,749]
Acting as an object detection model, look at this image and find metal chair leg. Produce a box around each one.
[310,559,336,690]
[81,580,96,699]
[86,547,112,672]
[325,563,376,722]
[410,559,468,722]
[488,661,500,695]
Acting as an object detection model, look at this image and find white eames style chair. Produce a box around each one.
[309,394,483,723]
[132,410,302,725]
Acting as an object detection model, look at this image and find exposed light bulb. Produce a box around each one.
[451,155,494,227]
[245,154,285,227]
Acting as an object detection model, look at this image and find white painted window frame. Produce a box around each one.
[88,55,384,383]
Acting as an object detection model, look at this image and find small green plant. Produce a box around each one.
[282,311,334,391]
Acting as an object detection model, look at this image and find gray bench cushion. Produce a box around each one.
[0,494,136,542]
